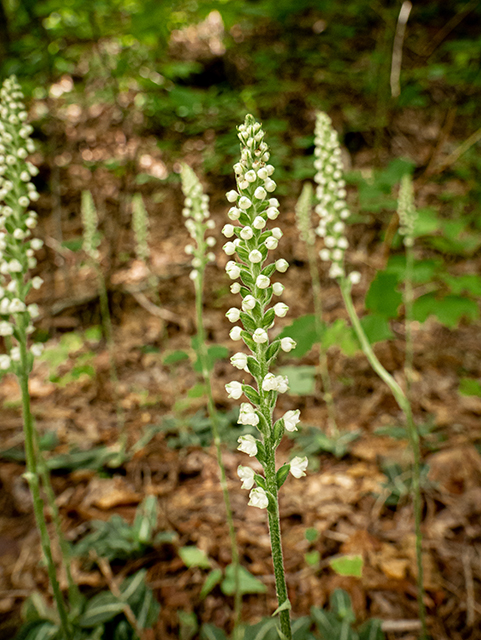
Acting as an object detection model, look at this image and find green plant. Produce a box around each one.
[312,111,427,638]
[311,589,384,640]
[221,114,309,640]
[181,163,242,637]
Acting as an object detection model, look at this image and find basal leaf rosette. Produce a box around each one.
[223,114,307,508]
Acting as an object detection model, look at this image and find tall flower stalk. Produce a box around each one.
[313,111,427,638]
[0,76,72,638]
[81,190,126,449]
[295,182,338,437]
[222,114,308,640]
[180,163,242,635]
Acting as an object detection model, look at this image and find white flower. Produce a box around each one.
[254,187,267,200]
[319,248,330,261]
[266,207,279,220]
[9,298,26,313]
[226,307,241,322]
[290,456,308,478]
[223,242,236,256]
[257,167,268,180]
[238,465,256,490]
[249,250,262,264]
[256,275,270,289]
[349,271,361,285]
[238,403,260,426]
[230,282,241,294]
[265,237,278,250]
[222,224,235,237]
[262,373,277,392]
[329,263,344,278]
[275,259,289,273]
[229,326,243,341]
[237,434,258,457]
[264,179,276,192]
[185,244,194,255]
[240,226,253,240]
[0,354,11,370]
[8,259,22,273]
[31,276,43,290]
[272,282,284,296]
[226,261,241,279]
[271,227,283,240]
[226,381,244,399]
[253,216,266,229]
[248,487,268,509]
[242,295,256,311]
[324,236,336,248]
[337,237,349,249]
[189,269,199,281]
[280,337,296,353]
[27,304,40,319]
[252,328,268,344]
[10,347,20,361]
[276,375,289,393]
[273,302,289,317]
[31,343,44,357]
[0,321,13,336]
[226,190,238,202]
[238,196,252,210]
[245,170,257,183]
[228,207,241,220]
[231,352,248,369]
[30,238,43,251]
[283,409,301,432]
[18,196,29,207]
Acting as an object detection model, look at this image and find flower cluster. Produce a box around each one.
[180,164,216,282]
[397,174,417,247]
[132,193,150,264]
[313,112,360,285]
[0,76,44,373]
[223,114,307,508]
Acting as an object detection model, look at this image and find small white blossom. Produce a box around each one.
[248,487,268,509]
[242,295,256,311]
[237,434,258,457]
[225,261,241,279]
[273,302,289,317]
[280,337,296,353]
[228,207,241,220]
[229,326,243,341]
[238,465,256,490]
[9,298,26,313]
[223,242,237,256]
[349,271,361,285]
[265,237,278,250]
[275,259,289,273]
[290,456,308,478]
[249,249,262,264]
[238,402,260,426]
[226,380,244,400]
[252,328,268,344]
[222,224,235,237]
[256,275,270,289]
[272,282,284,296]
[226,190,238,202]
[0,321,13,336]
[230,282,241,294]
[238,196,252,210]
[240,226,253,240]
[266,207,279,220]
[31,343,44,357]
[226,307,241,322]
[0,354,11,370]
[254,187,267,200]
[253,216,266,229]
[283,409,301,432]
[231,352,248,369]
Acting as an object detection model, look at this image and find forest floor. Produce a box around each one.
[1,73,481,640]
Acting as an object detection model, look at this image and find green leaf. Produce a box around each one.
[413,293,480,328]
[358,619,385,640]
[200,569,223,599]
[179,546,211,569]
[360,314,393,343]
[305,551,320,566]
[272,599,292,617]
[187,383,206,398]
[365,272,402,319]
[243,384,261,405]
[261,308,276,330]
[254,474,267,490]
[266,340,281,362]
[459,378,481,397]
[323,319,359,356]
[442,274,481,297]
[243,617,278,640]
[163,350,190,365]
[79,592,125,627]
[279,315,317,358]
[330,589,356,624]
[242,331,256,352]
[329,554,364,578]
[200,624,228,640]
[246,356,261,378]
[277,366,316,396]
[240,312,258,333]
[305,528,319,543]
[276,464,290,490]
[221,564,267,596]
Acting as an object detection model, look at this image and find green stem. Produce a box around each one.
[305,239,338,437]
[35,443,81,609]
[340,279,427,638]
[18,335,72,639]
[194,274,242,636]
[94,262,126,449]
[404,243,414,397]
[264,444,292,640]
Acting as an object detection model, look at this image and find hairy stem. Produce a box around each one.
[18,335,72,638]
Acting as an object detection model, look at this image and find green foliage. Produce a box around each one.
[377,462,431,508]
[17,569,159,640]
[38,329,100,387]
[365,272,402,319]
[73,496,175,563]
[179,546,212,570]
[311,590,384,640]
[290,426,360,459]
[329,555,363,578]
[277,366,317,396]
[158,408,245,449]
[459,377,481,397]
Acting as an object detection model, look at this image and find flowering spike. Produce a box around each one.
[397,174,417,246]
[81,190,100,260]
[132,193,150,263]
